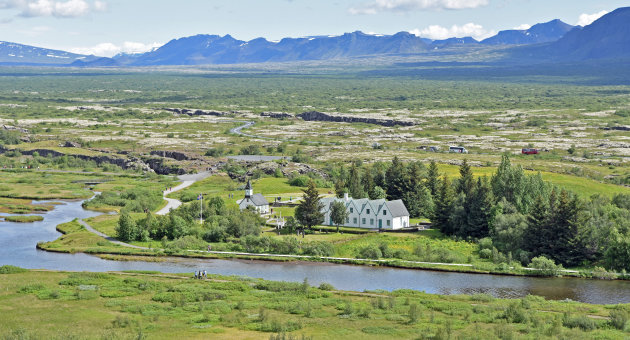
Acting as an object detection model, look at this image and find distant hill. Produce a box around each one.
[515,7,630,61]
[0,41,92,65]
[481,19,574,45]
[545,7,630,60]
[431,37,478,47]
[129,31,429,65]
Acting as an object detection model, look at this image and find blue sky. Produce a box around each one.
[0,0,627,56]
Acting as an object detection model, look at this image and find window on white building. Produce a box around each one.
[383,210,387,216]
[387,220,391,227]
[353,217,357,224]
[362,218,366,224]
[366,209,370,214]
[370,219,374,225]
[350,207,353,213]
[346,217,349,223]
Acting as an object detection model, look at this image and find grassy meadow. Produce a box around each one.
[0,268,628,339]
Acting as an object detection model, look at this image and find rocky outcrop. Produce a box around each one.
[2,125,28,133]
[162,108,229,117]
[261,112,293,119]
[603,126,630,131]
[143,157,186,175]
[296,111,415,127]
[150,150,197,161]
[61,141,82,148]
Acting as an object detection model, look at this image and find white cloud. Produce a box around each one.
[70,41,162,57]
[409,22,495,40]
[349,0,489,14]
[577,10,608,26]
[0,0,105,18]
[513,24,530,30]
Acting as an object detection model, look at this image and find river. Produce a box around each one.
[1,199,629,305]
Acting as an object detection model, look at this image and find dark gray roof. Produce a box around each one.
[385,199,409,218]
[250,193,268,206]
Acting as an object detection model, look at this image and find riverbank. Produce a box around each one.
[0,267,627,339]
[38,219,627,282]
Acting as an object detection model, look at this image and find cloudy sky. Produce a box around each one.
[0,0,626,57]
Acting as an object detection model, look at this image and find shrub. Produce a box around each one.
[609,308,628,330]
[288,175,310,187]
[529,256,562,277]
[562,313,597,331]
[318,282,335,291]
[358,244,382,259]
[302,241,334,257]
[166,236,207,250]
[479,248,493,259]
[0,265,27,274]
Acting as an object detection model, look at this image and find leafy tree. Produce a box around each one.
[116,211,138,242]
[605,233,630,272]
[490,199,528,256]
[330,200,349,233]
[295,180,324,230]
[491,155,526,212]
[370,186,387,200]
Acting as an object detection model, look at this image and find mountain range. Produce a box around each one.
[1,7,629,67]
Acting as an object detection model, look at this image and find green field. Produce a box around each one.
[0,268,628,339]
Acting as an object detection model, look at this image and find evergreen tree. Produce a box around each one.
[348,161,364,198]
[295,180,324,230]
[426,161,440,198]
[525,193,552,259]
[433,175,455,234]
[457,159,474,195]
[362,166,375,198]
[463,177,494,239]
[335,180,347,198]
[546,190,585,266]
[385,156,406,200]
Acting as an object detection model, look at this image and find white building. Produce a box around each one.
[238,180,270,214]
[321,193,410,230]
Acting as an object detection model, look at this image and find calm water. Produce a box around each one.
[1,200,629,304]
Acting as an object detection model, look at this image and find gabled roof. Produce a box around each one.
[249,193,268,206]
[385,199,409,218]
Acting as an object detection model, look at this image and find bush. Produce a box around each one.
[358,244,382,259]
[166,236,207,250]
[529,256,563,277]
[479,248,493,259]
[302,241,334,257]
[318,282,335,291]
[288,175,311,187]
[0,265,27,274]
[562,313,597,331]
[609,308,628,330]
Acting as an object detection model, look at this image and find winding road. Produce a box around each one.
[155,171,211,215]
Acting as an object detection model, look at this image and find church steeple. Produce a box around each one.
[245,179,253,198]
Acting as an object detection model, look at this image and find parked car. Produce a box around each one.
[449,146,468,154]
[522,148,539,155]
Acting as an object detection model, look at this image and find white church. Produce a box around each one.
[320,193,410,230]
[237,180,270,214]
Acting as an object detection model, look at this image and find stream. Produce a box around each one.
[1,199,629,304]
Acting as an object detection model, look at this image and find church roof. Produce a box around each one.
[249,193,268,206]
[245,179,252,190]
